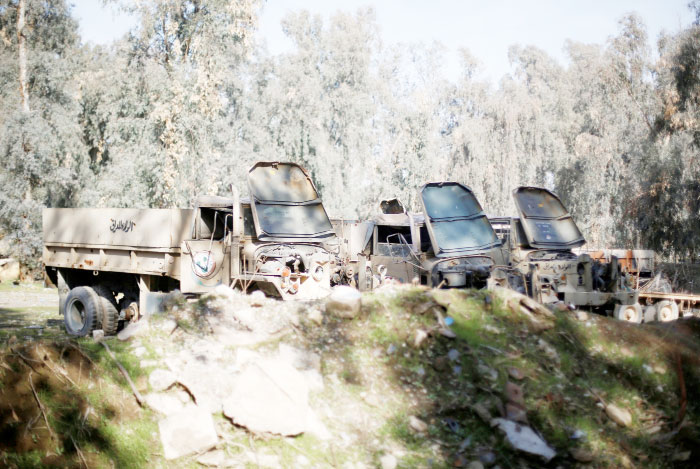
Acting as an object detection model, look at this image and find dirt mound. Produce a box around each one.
[0,340,146,468]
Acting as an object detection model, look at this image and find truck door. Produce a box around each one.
[181,206,230,293]
[370,224,419,284]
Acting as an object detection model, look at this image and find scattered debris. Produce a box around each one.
[491,418,556,462]
[414,329,429,347]
[307,307,324,325]
[409,415,428,433]
[472,403,492,423]
[507,367,525,380]
[439,327,457,338]
[504,381,525,406]
[605,404,632,427]
[477,450,496,465]
[505,402,528,423]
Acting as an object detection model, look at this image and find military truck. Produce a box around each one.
[575,248,700,322]
[333,182,503,290]
[488,186,641,321]
[43,162,339,337]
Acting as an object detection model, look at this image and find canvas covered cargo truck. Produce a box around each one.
[489,186,641,321]
[43,162,339,337]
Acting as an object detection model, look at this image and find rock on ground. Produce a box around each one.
[0,258,20,282]
[325,286,362,319]
[159,405,218,460]
[148,369,176,392]
[492,418,556,462]
[223,358,310,436]
[117,319,149,341]
[379,453,398,469]
[196,449,226,467]
[145,392,185,416]
[605,404,632,427]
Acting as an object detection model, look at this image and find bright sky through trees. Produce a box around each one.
[71,0,694,82]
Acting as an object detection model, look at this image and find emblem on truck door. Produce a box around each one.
[192,251,216,278]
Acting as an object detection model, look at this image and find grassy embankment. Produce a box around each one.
[1,281,699,467]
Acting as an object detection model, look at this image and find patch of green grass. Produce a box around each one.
[0,451,44,468]
[94,415,156,468]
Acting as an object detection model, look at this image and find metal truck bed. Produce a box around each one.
[43,208,193,278]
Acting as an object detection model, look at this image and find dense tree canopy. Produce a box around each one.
[0,0,699,265]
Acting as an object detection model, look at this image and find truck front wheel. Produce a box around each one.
[64,286,99,337]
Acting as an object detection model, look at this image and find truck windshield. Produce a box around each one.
[430,218,499,251]
[513,187,584,248]
[421,183,499,253]
[256,203,333,237]
[248,162,335,239]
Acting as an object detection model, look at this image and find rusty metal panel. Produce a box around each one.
[248,162,318,202]
[43,208,193,250]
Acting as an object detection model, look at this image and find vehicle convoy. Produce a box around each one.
[333,182,503,290]
[488,186,642,321]
[43,162,339,337]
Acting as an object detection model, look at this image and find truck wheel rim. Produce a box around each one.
[623,306,638,322]
[658,304,674,321]
[66,300,86,330]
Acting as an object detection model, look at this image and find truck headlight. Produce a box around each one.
[313,265,324,282]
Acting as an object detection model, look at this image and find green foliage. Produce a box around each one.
[1,1,700,264]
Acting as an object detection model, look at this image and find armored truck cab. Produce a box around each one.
[334,183,502,290]
[489,187,640,321]
[43,162,337,337]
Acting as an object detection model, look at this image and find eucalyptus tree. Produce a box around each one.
[0,0,87,265]
[88,0,261,208]
[630,19,700,258]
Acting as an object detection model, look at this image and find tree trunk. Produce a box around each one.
[17,0,29,112]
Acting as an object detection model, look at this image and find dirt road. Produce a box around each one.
[0,281,61,341]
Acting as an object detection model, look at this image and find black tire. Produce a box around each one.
[94,285,120,335]
[63,286,100,337]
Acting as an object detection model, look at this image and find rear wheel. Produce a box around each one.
[655,300,679,322]
[63,286,99,337]
[613,303,642,323]
[94,285,120,335]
